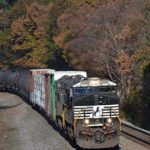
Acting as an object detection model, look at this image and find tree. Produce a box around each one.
[10,2,52,68]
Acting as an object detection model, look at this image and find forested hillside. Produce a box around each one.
[0,0,150,130]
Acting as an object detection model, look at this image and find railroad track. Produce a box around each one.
[121,120,150,148]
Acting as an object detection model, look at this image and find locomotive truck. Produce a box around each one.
[0,69,121,149]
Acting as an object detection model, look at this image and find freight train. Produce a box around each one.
[0,69,121,149]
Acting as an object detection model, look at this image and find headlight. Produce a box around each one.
[84,119,90,124]
[107,118,112,124]
[103,125,106,129]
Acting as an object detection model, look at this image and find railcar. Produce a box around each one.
[0,69,120,149]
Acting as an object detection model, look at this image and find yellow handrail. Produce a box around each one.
[73,109,83,137]
[111,108,122,131]
[62,104,67,128]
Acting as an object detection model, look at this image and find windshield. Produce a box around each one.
[95,86,116,94]
[74,86,116,95]
[74,87,94,95]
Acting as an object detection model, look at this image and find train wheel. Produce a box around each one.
[110,145,119,150]
[64,127,67,135]
[67,126,74,140]
[2,87,5,92]
[114,145,119,150]
[58,118,62,130]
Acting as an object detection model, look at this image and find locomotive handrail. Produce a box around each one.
[62,104,68,128]
[111,108,122,131]
[73,109,84,137]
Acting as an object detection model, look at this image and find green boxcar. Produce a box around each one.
[49,74,56,120]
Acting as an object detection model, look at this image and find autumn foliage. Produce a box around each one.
[10,2,52,68]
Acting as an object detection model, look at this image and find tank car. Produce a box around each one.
[0,71,29,96]
[0,71,11,91]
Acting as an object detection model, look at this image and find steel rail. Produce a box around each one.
[121,120,150,147]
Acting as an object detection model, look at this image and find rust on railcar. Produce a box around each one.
[29,69,55,111]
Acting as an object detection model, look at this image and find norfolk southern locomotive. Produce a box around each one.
[0,69,121,149]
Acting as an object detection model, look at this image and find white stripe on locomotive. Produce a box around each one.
[74,104,119,119]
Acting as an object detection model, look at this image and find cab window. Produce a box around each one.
[74,87,94,95]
